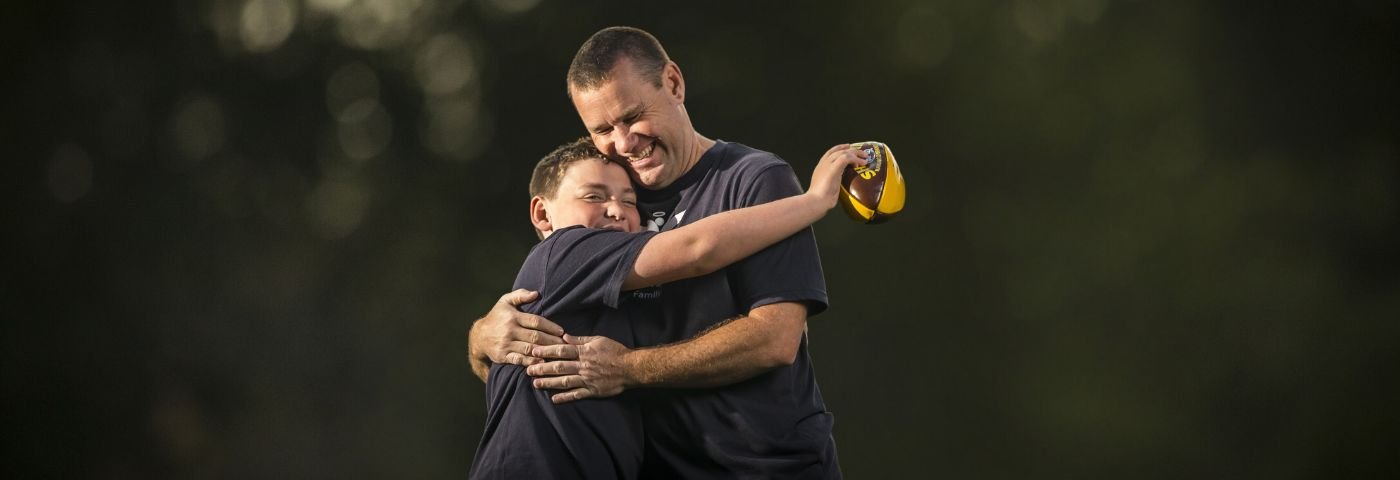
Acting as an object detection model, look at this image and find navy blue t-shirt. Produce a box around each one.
[470,226,657,480]
[631,141,841,478]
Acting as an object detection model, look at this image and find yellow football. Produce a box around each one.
[839,142,906,224]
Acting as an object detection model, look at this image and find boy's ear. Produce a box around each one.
[529,196,553,236]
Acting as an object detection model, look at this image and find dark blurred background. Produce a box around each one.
[4,0,1399,478]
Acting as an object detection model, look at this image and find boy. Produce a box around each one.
[469,137,863,479]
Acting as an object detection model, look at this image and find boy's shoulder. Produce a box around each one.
[520,226,600,271]
[521,226,655,276]
[514,226,658,315]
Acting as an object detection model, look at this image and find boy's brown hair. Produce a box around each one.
[529,137,626,200]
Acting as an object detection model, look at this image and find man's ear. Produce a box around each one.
[530,196,553,237]
[663,61,685,104]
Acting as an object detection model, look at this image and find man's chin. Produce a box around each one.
[631,168,667,190]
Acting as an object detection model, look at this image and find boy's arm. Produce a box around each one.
[621,144,866,290]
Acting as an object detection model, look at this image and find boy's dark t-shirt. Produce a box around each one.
[469,226,657,480]
[631,140,840,478]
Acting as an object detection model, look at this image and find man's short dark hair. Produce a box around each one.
[530,137,623,200]
[566,26,670,96]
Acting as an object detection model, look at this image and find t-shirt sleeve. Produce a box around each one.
[537,227,658,312]
[729,162,830,316]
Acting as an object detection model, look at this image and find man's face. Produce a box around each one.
[571,59,692,190]
[538,159,641,236]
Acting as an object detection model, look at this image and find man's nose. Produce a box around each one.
[612,127,636,155]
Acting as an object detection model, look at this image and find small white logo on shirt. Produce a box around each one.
[645,210,686,232]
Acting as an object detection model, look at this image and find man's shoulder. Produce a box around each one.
[706,141,797,194]
[713,140,789,172]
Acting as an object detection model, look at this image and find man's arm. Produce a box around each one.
[621,143,864,290]
[467,289,567,382]
[527,302,806,403]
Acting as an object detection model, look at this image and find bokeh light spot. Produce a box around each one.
[415,34,477,96]
[482,0,542,16]
[1013,0,1066,44]
[48,144,95,204]
[152,388,211,465]
[333,0,422,50]
[169,93,226,170]
[239,0,298,53]
[421,94,490,162]
[305,178,371,239]
[305,0,354,13]
[325,61,380,118]
[336,99,393,160]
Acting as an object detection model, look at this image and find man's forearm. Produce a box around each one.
[468,319,491,382]
[623,302,807,388]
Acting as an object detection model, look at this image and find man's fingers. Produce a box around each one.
[515,328,564,347]
[562,334,597,345]
[517,314,566,338]
[501,352,541,367]
[527,360,581,377]
[530,374,596,405]
[498,289,540,307]
[532,375,575,390]
[531,344,580,360]
[508,340,539,358]
[531,374,584,390]
[551,388,594,405]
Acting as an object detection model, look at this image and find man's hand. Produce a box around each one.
[468,289,566,382]
[527,334,633,404]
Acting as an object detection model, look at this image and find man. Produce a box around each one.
[470,138,860,479]
[470,27,843,477]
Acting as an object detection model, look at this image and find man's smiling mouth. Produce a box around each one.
[627,143,655,163]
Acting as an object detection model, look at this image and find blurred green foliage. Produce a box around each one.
[4,0,1398,478]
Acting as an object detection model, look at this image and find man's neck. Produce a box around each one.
[678,132,716,181]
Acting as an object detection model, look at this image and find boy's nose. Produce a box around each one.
[606,202,627,220]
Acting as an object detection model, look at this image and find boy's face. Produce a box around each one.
[534,158,641,237]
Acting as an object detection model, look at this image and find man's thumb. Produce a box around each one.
[501,289,540,306]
